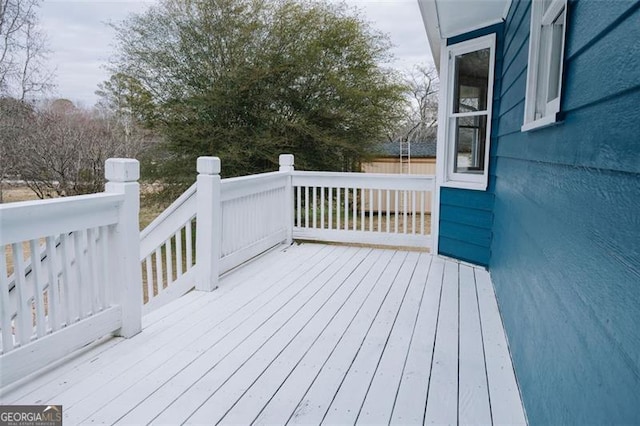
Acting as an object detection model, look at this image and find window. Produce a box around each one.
[523,0,568,131]
[440,35,495,190]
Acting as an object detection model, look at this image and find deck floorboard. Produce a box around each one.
[0,243,526,425]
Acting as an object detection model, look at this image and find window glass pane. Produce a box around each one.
[547,9,565,102]
[535,24,551,119]
[453,48,490,113]
[453,115,487,174]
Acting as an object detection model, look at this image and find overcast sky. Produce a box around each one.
[39,0,433,107]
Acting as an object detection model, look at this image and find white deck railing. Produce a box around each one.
[1,154,435,387]
[138,154,435,304]
[137,154,434,309]
[139,184,197,314]
[219,172,289,273]
[0,159,142,387]
[292,171,434,248]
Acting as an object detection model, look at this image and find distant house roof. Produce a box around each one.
[372,140,437,158]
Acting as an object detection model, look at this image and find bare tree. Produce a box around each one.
[391,65,439,144]
[0,0,54,99]
[6,100,153,199]
[0,96,33,201]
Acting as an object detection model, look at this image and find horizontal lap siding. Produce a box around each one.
[490,0,640,424]
[439,189,493,266]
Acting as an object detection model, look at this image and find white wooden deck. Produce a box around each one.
[0,243,526,425]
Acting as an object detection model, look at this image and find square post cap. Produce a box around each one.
[197,157,221,175]
[279,154,294,167]
[105,158,140,182]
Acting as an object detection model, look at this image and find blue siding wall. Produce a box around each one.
[490,0,640,423]
[439,24,504,267]
[439,188,493,265]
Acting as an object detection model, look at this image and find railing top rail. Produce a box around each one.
[221,171,288,202]
[1,193,124,245]
[140,182,196,240]
[292,171,435,191]
[292,170,436,181]
[221,170,286,186]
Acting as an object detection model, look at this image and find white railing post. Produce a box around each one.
[279,154,295,245]
[196,157,221,292]
[105,158,142,338]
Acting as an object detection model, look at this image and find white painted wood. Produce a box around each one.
[322,252,417,425]
[30,248,316,404]
[220,172,287,202]
[279,154,295,245]
[6,246,322,404]
[293,227,430,248]
[395,190,399,233]
[165,236,174,285]
[328,187,333,231]
[110,246,345,425]
[58,233,73,326]
[425,259,459,425]
[3,246,319,405]
[0,251,13,353]
[313,186,317,229]
[98,227,110,309]
[185,219,193,268]
[441,34,496,191]
[86,229,100,315]
[296,186,302,227]
[29,239,47,337]
[105,158,142,338]
[352,187,356,231]
[139,184,196,258]
[1,240,240,403]
[142,246,353,425]
[153,248,163,294]
[72,230,87,319]
[219,232,288,275]
[175,229,183,279]
[320,186,325,229]
[357,253,432,424]
[476,268,527,425]
[386,189,391,232]
[0,194,123,246]
[220,248,382,425]
[254,250,393,425]
[292,171,435,192]
[360,188,365,231]
[458,264,492,424]
[1,245,525,425]
[0,306,122,386]
[287,250,407,425]
[11,243,31,346]
[196,156,221,292]
[336,187,341,230]
[391,256,445,425]
[142,268,197,315]
[144,255,154,301]
[523,0,567,128]
[180,247,366,425]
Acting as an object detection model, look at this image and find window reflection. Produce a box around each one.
[454,116,487,174]
[453,49,490,113]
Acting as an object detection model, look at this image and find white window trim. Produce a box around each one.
[436,34,496,192]
[522,0,568,132]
